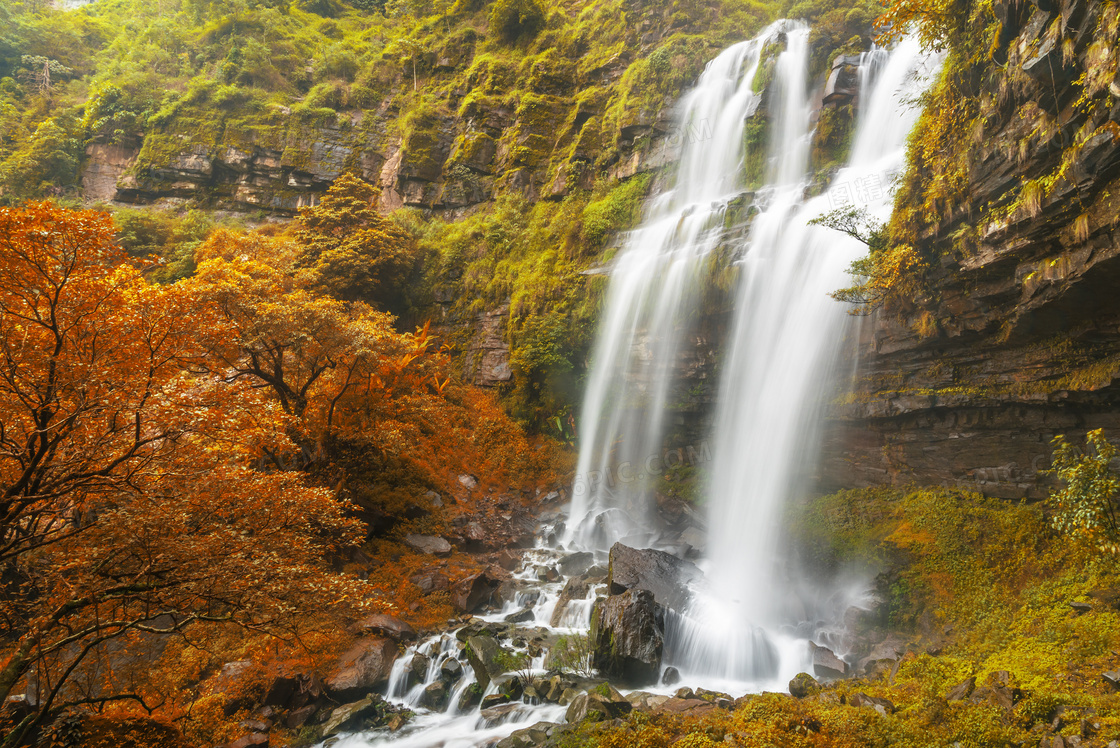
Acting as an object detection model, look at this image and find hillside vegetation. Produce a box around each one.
[0,0,882,433]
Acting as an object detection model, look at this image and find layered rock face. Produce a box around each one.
[78,53,678,215]
[85,115,390,213]
[819,0,1120,499]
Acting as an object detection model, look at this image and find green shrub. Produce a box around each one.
[488,0,546,44]
[1048,429,1120,555]
[0,116,81,201]
[112,207,221,283]
[304,80,349,109]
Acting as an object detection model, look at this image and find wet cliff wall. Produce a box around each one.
[818,0,1120,499]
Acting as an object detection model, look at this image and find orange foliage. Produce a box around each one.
[187,226,567,516]
[294,172,421,310]
[0,202,570,746]
[0,203,377,747]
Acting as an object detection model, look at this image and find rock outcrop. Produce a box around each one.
[589,588,664,686]
[607,542,701,612]
[321,694,403,737]
[355,613,417,642]
[404,534,453,556]
[78,49,679,217]
[451,570,502,613]
[464,634,519,689]
[818,0,1120,500]
[324,637,398,699]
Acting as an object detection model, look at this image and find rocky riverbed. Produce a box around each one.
[187,506,902,748]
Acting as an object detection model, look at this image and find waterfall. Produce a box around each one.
[324,33,940,748]
[566,20,808,550]
[570,31,940,685]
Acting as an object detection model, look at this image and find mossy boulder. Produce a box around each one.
[788,672,821,698]
[565,684,633,723]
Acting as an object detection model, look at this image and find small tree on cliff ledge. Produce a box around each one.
[296,173,421,315]
[809,206,925,316]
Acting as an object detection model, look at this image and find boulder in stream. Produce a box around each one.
[479,702,524,727]
[440,657,463,682]
[325,637,398,699]
[457,682,484,711]
[809,642,848,680]
[418,680,450,710]
[452,571,501,612]
[495,721,556,748]
[549,577,591,627]
[464,635,526,689]
[589,588,664,686]
[607,543,701,612]
[407,653,430,689]
[565,685,633,723]
[480,692,510,709]
[504,608,535,623]
[558,552,595,576]
[321,694,396,737]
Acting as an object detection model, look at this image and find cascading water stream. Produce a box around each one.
[662,37,940,685]
[566,20,806,551]
[567,22,938,686]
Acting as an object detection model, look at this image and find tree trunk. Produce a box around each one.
[0,636,33,704]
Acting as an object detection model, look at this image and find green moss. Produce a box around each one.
[398,99,446,176]
[488,0,546,45]
[811,102,854,174]
[742,117,770,189]
[463,52,519,95]
[504,92,571,170]
[415,171,650,430]
[526,48,576,95]
[600,34,711,154]
[752,39,782,94]
[580,173,650,245]
[493,648,530,672]
[134,115,219,172]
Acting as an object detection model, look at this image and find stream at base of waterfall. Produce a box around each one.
[321,23,940,748]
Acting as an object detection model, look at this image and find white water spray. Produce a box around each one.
[567,20,808,550]
[666,36,939,684]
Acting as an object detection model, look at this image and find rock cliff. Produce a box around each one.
[78,25,687,215]
[819,0,1120,499]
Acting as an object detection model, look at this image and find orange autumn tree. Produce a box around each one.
[187,229,435,461]
[0,204,375,747]
[187,227,555,516]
